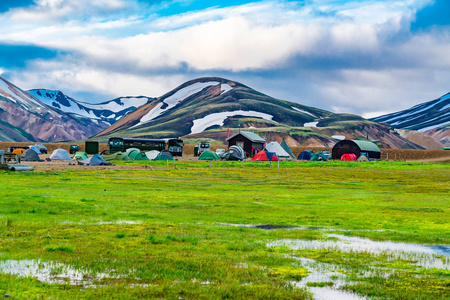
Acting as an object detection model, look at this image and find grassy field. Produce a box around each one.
[0,161,449,299]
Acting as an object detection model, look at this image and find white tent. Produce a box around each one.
[49,148,72,161]
[265,141,291,159]
[145,150,160,160]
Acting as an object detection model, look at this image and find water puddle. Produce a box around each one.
[269,234,450,270]
[216,223,321,230]
[0,259,112,286]
[61,220,143,225]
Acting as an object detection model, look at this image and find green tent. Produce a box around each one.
[310,152,328,161]
[280,139,295,159]
[198,150,220,160]
[153,154,174,161]
[126,149,149,161]
[102,152,129,161]
[72,151,88,161]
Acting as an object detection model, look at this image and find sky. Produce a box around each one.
[0,0,449,118]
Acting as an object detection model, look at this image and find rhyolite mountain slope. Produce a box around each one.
[370,93,449,147]
[28,89,152,126]
[0,76,108,142]
[94,77,422,149]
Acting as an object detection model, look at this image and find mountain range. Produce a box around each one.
[1,75,447,149]
[92,77,425,149]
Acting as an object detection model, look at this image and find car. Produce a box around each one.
[215,148,225,156]
[322,150,332,160]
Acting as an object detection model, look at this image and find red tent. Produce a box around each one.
[341,153,357,161]
[252,150,279,161]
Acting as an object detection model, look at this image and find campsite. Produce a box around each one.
[0,141,449,299]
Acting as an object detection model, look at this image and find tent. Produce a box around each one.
[72,151,88,161]
[102,152,129,161]
[49,149,72,161]
[341,153,357,161]
[20,149,43,162]
[126,149,149,161]
[153,153,174,161]
[77,154,112,166]
[252,149,279,161]
[198,150,220,160]
[221,145,246,161]
[298,150,313,160]
[28,145,42,154]
[160,149,173,157]
[280,139,295,159]
[265,142,291,159]
[145,150,160,160]
[12,148,25,155]
[310,152,328,161]
[357,155,369,162]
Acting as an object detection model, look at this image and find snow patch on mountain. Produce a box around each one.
[133,82,232,128]
[190,110,274,134]
[304,122,319,127]
[291,106,317,118]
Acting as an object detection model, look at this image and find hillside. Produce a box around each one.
[0,76,108,142]
[370,93,450,132]
[28,89,152,126]
[94,77,422,149]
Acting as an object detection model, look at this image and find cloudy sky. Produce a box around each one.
[0,0,449,118]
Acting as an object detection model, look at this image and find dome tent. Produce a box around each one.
[310,152,328,161]
[145,150,160,160]
[221,145,246,161]
[126,148,148,161]
[280,139,295,159]
[252,149,279,161]
[198,150,220,160]
[49,149,71,161]
[72,151,88,161]
[341,153,357,161]
[77,154,112,166]
[298,150,313,160]
[102,152,129,161]
[21,149,42,162]
[154,153,174,161]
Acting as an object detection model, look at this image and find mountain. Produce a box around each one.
[28,89,152,126]
[370,93,450,147]
[370,93,450,132]
[0,76,108,142]
[94,77,422,149]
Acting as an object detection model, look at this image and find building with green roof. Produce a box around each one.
[332,140,381,160]
[226,131,266,157]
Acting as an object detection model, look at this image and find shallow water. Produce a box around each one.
[0,259,110,285]
[269,234,450,270]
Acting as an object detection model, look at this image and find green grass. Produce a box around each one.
[0,161,449,299]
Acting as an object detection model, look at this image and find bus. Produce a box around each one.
[108,137,183,156]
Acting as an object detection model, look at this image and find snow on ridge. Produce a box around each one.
[132,82,231,128]
[190,110,275,134]
[0,79,43,108]
[291,106,317,118]
[82,97,148,112]
[304,122,318,127]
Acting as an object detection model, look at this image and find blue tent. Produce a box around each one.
[298,150,313,160]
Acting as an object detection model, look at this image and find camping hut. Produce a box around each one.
[298,150,313,161]
[49,149,72,161]
[265,142,291,159]
[226,131,266,157]
[252,150,279,161]
[280,140,295,159]
[332,140,381,160]
[20,149,42,162]
[198,150,220,160]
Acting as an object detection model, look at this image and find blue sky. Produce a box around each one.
[0,0,449,117]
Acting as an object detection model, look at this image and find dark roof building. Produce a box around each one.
[226,131,266,157]
[332,140,381,160]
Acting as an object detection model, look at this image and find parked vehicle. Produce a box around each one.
[198,142,211,155]
[69,145,81,154]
